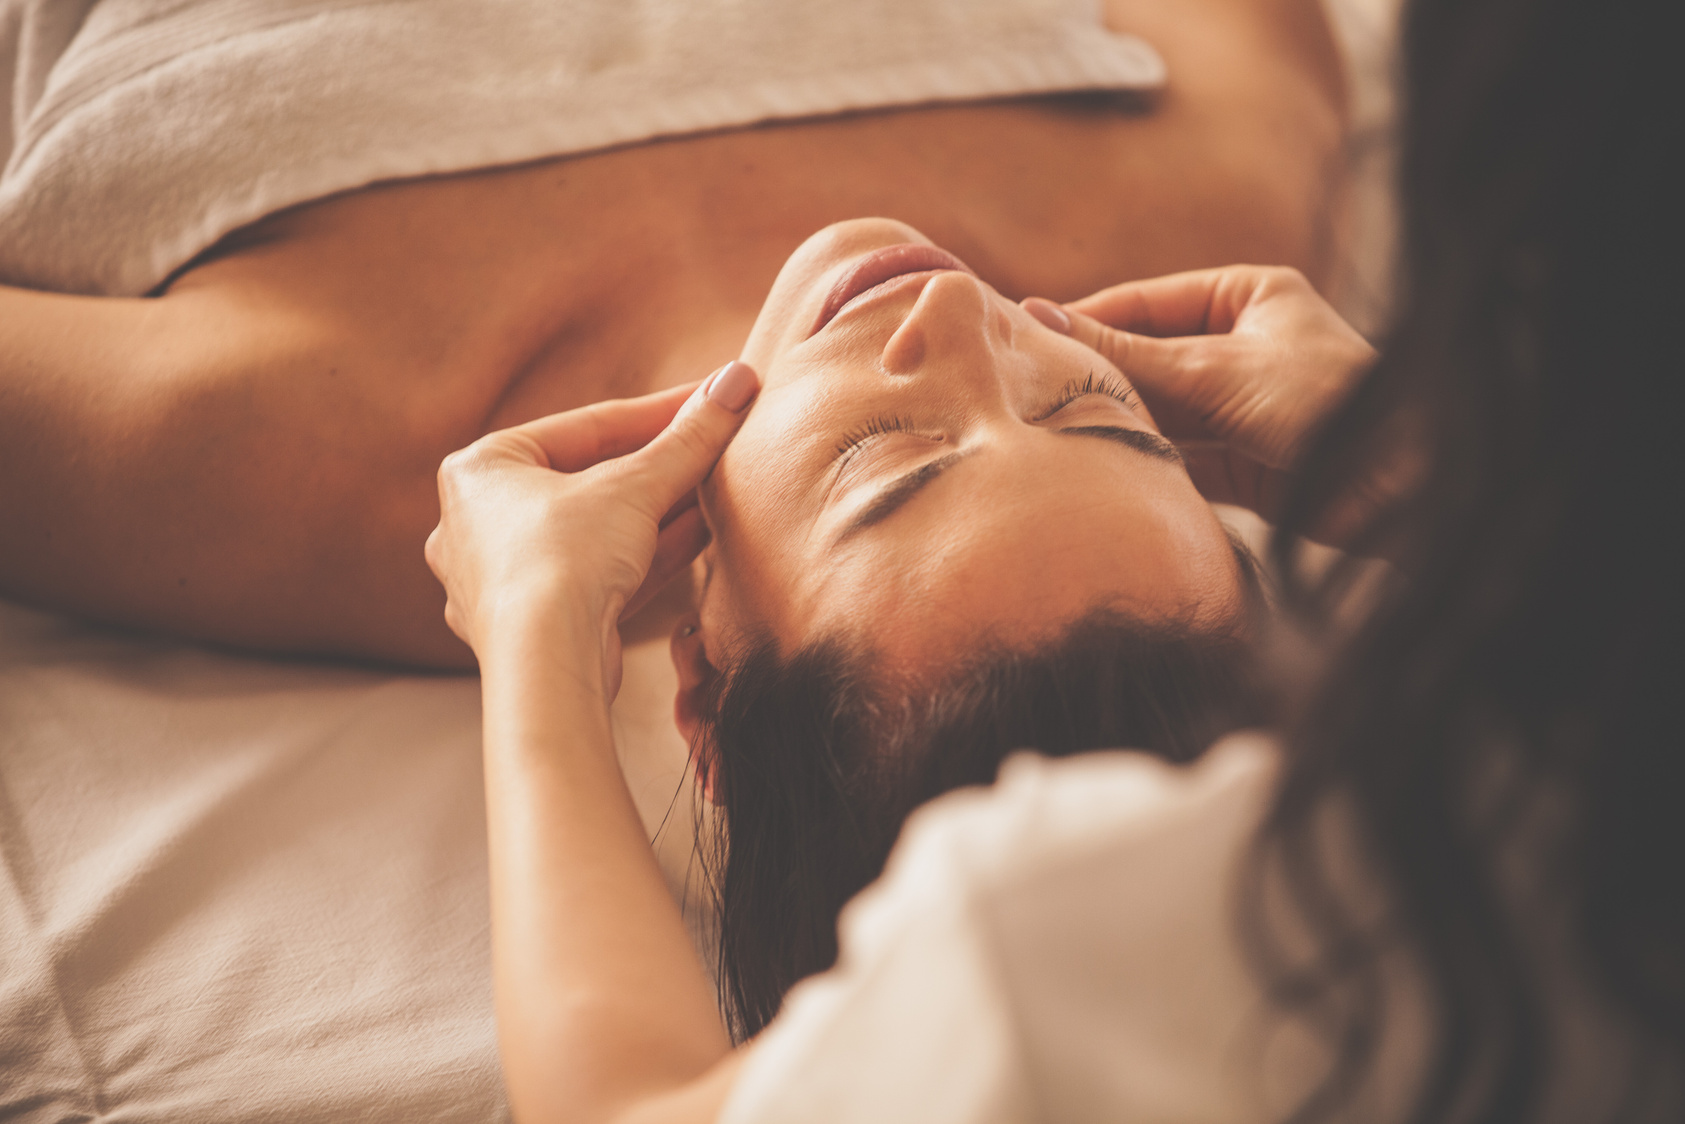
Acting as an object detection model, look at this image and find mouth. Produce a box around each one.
[809,243,973,338]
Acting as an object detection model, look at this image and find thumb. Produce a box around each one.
[1022,296,1184,393]
[624,360,760,515]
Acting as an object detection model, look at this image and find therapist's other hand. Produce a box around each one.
[1025,267,1378,538]
[425,362,758,688]
[1058,265,1373,470]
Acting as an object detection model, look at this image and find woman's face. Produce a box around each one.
[690,218,1244,679]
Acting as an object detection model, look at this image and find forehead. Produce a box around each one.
[740,445,1242,671]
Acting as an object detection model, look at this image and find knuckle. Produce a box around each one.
[1173,345,1222,384]
[436,445,481,483]
[1095,328,1133,369]
[437,436,513,495]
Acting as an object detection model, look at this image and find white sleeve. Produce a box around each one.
[718,803,1037,1124]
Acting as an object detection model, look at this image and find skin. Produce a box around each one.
[424,264,1377,1124]
[0,0,1345,667]
[674,218,1247,718]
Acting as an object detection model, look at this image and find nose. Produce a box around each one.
[881,271,1010,381]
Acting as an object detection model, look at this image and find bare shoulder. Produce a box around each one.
[1105,0,1346,111]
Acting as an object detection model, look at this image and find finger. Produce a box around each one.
[511,381,702,473]
[1065,266,1271,337]
[624,505,710,619]
[1059,307,1181,389]
[623,360,759,517]
[1060,308,1225,441]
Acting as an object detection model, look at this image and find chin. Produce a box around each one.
[790,218,935,277]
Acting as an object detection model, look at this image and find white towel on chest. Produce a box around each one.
[0,0,1163,296]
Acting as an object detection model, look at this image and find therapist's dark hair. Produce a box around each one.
[1253,0,1682,1119]
[696,577,1261,1039]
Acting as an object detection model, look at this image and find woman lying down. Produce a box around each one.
[425,217,1377,1119]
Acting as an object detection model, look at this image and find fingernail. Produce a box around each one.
[1022,297,1072,334]
[705,360,759,412]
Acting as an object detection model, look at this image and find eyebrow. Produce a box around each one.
[833,425,1184,543]
[1058,425,1184,466]
[835,451,969,542]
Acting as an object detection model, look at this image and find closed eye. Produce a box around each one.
[834,414,918,461]
[832,368,1136,466]
[1035,370,1139,420]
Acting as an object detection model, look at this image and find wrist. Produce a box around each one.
[475,579,611,673]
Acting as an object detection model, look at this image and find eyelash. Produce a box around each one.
[1042,370,1138,417]
[834,413,916,459]
[834,370,1136,458]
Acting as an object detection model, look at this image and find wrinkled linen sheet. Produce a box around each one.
[0,600,708,1122]
[0,601,506,1121]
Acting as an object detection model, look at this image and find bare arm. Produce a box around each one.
[0,169,597,667]
[0,277,473,664]
[479,605,744,1124]
[425,374,761,1123]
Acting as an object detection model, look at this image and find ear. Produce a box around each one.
[670,614,723,805]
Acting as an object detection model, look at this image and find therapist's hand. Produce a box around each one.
[1024,267,1382,542]
[424,362,759,693]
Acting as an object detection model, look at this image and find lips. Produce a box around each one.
[809,243,973,337]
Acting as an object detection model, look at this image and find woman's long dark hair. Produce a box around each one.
[697,600,1260,1039]
[1257,0,1681,1118]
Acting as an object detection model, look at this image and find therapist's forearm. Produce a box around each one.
[0,283,471,666]
[478,601,737,1124]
